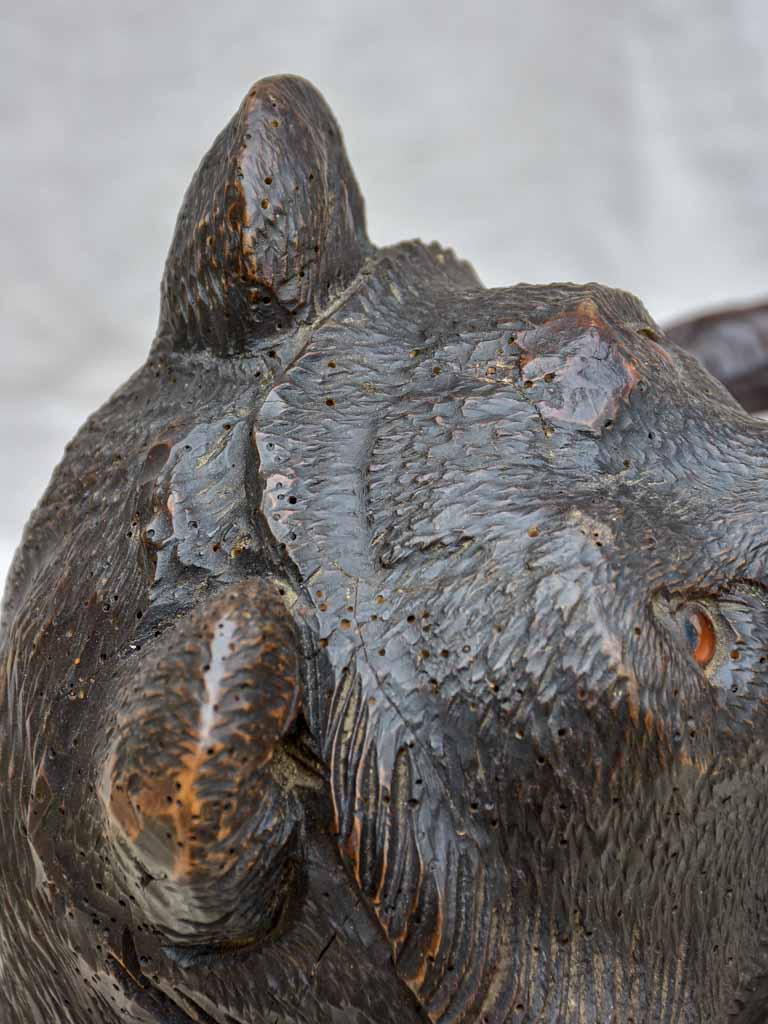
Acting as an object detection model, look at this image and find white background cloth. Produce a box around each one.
[1,0,767,589]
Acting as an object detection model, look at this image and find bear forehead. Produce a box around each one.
[256,270,761,589]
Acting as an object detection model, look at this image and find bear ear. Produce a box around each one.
[665,300,768,413]
[156,75,372,355]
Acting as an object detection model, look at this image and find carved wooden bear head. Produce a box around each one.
[2,75,768,1024]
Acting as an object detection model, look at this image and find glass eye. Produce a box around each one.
[681,607,717,667]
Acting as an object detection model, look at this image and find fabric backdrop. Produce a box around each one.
[1,0,767,588]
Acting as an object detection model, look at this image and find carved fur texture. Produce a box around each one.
[2,74,768,1024]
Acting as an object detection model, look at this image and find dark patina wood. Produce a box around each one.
[665,300,768,414]
[2,74,768,1024]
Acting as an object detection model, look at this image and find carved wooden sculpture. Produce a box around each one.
[2,74,768,1024]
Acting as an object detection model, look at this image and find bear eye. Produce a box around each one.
[680,605,717,667]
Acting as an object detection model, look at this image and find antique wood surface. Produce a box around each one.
[665,301,768,414]
[2,75,768,1024]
